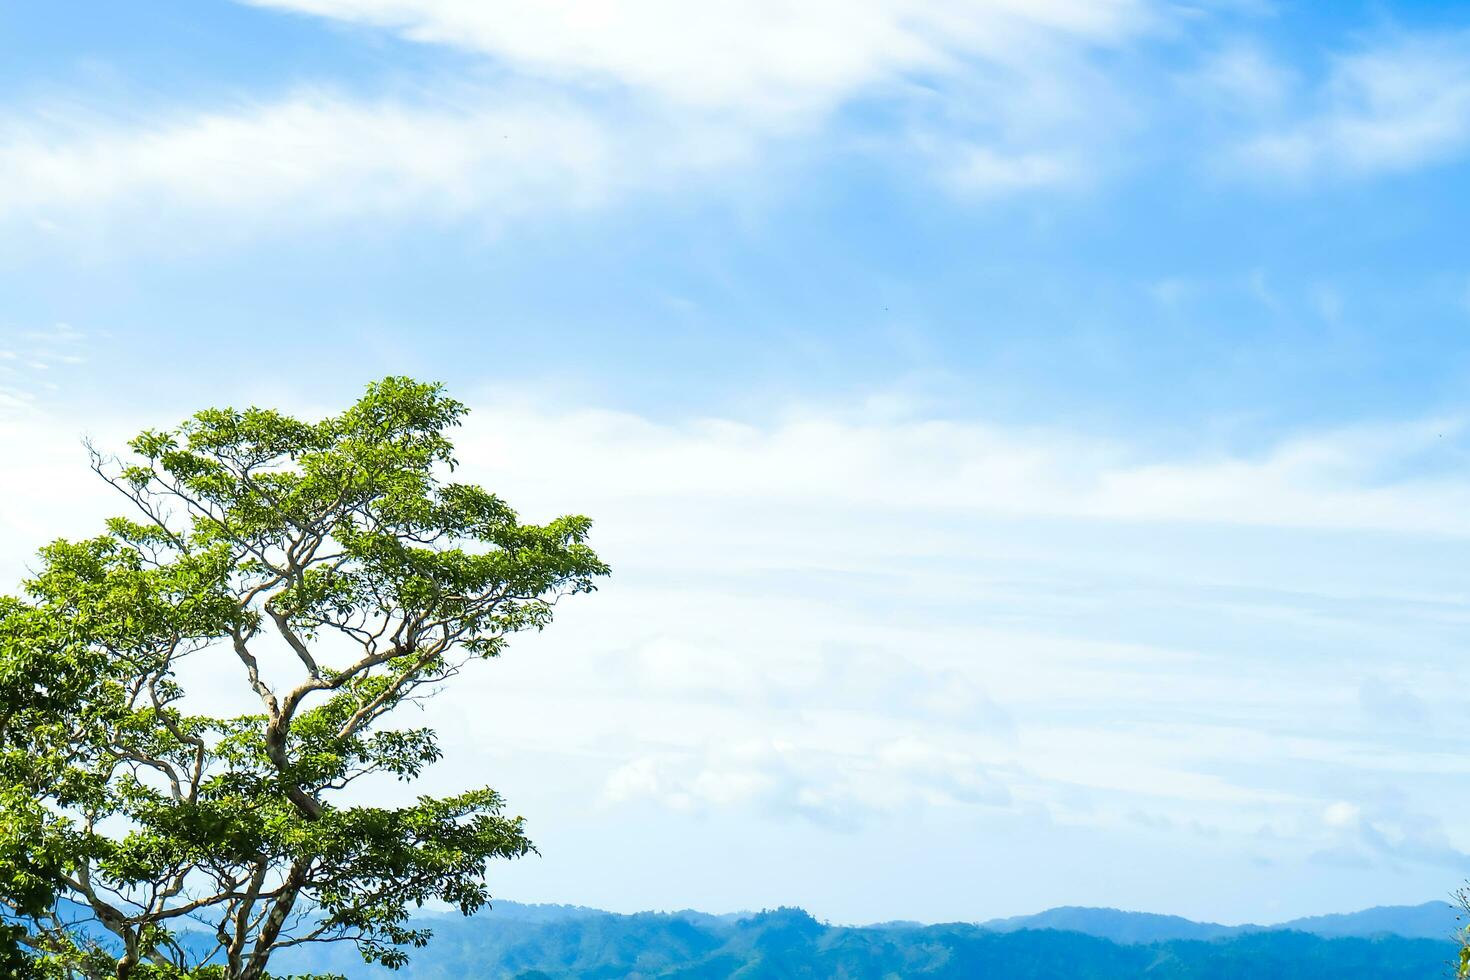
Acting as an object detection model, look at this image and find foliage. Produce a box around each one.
[0,378,608,979]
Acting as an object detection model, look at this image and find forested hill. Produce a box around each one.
[270,902,1463,979]
[976,900,1462,943]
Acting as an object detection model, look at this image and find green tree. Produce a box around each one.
[0,377,608,979]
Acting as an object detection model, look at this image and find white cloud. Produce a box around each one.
[1233,33,1470,179]
[449,398,1470,536]
[0,0,1163,232]
[238,0,1149,117]
[1316,793,1470,873]
[0,90,753,231]
[601,736,1012,826]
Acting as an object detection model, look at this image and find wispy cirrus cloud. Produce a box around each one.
[449,399,1470,537]
[235,0,1151,117]
[0,0,1164,235]
[0,323,87,414]
[1181,41,1294,116]
[602,736,1014,829]
[1232,32,1470,179]
[0,89,750,231]
[236,0,1158,197]
[9,5,1470,241]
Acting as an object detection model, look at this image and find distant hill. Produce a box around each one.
[977,900,1463,945]
[1274,901,1462,941]
[978,905,1236,943]
[265,901,1462,979]
[42,896,1464,977]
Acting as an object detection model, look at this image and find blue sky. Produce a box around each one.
[6,0,1470,927]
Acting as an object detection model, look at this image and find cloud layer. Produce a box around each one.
[10,3,1470,238]
[0,0,1158,233]
[6,391,1468,919]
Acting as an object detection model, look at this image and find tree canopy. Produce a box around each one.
[0,377,608,979]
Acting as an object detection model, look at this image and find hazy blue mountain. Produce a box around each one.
[263,902,1460,979]
[1273,901,1462,941]
[35,898,1463,977]
[978,906,1237,944]
[976,899,1464,945]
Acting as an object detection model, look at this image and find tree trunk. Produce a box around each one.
[237,859,311,980]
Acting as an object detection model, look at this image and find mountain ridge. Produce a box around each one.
[269,902,1463,978]
[478,897,1463,944]
[973,899,1462,944]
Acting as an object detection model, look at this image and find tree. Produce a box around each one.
[0,377,609,979]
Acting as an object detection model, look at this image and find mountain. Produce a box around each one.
[977,900,1463,945]
[978,906,1237,943]
[1275,901,1462,941]
[36,898,1465,977]
[264,902,1461,979]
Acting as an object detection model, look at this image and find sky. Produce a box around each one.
[5,0,1470,928]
